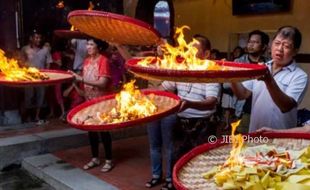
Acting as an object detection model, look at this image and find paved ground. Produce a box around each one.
[0,117,229,190]
[0,168,54,190]
[54,135,159,190]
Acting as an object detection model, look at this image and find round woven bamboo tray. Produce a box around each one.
[0,69,74,87]
[67,90,180,131]
[54,29,90,39]
[126,58,268,83]
[67,10,161,46]
[173,132,310,190]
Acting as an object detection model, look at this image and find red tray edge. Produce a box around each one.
[67,90,181,131]
[173,132,310,190]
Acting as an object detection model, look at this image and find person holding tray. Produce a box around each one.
[231,26,308,132]
[70,38,114,172]
[145,35,220,190]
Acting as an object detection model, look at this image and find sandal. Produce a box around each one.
[161,181,175,190]
[101,160,114,172]
[145,177,162,188]
[83,158,100,170]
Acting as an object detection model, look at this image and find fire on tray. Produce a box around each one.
[0,49,49,81]
[137,26,225,71]
[203,121,310,189]
[83,80,157,125]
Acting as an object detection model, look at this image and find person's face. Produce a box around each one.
[271,35,297,66]
[247,34,264,54]
[31,34,42,47]
[86,39,99,56]
[233,48,242,58]
[210,52,216,60]
[193,38,207,59]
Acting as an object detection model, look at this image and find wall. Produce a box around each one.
[173,0,310,108]
[173,0,310,53]
[0,0,19,51]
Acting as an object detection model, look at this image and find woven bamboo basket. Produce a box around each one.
[173,132,310,190]
[0,69,73,87]
[67,10,161,46]
[126,58,268,83]
[67,90,180,131]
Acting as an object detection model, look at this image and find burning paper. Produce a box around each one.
[203,120,310,189]
[82,80,157,125]
[137,26,224,71]
[0,49,49,81]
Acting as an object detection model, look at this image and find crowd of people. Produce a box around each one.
[0,25,309,190]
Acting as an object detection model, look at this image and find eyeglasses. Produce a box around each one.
[273,40,294,51]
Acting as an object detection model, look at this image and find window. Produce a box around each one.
[154,1,170,38]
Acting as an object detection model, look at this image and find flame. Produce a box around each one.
[56,1,64,9]
[97,80,157,124]
[223,120,243,168]
[0,49,49,81]
[137,26,223,70]
[70,25,75,31]
[88,1,94,10]
[213,120,243,184]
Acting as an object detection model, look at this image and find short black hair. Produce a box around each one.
[30,29,42,37]
[274,26,302,49]
[249,30,269,46]
[193,34,211,52]
[87,38,109,51]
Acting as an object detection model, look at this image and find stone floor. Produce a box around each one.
[0,168,54,190]
[0,119,68,138]
[53,135,152,190]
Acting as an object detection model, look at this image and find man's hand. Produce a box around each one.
[256,127,274,133]
[257,63,272,83]
[258,69,272,83]
[178,100,190,113]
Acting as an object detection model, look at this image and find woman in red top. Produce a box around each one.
[71,38,114,172]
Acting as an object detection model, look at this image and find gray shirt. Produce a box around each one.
[243,60,308,132]
[72,39,87,71]
[22,45,52,69]
[234,54,270,64]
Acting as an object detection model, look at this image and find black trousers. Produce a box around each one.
[88,131,112,160]
[173,117,216,161]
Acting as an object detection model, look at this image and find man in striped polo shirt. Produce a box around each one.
[145,35,220,190]
[162,35,220,160]
[162,80,220,159]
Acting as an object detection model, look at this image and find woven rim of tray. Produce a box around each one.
[126,58,268,83]
[173,132,310,190]
[67,90,180,131]
[129,70,257,83]
[0,69,73,87]
[68,10,161,45]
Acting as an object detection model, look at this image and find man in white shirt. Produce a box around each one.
[231,26,308,132]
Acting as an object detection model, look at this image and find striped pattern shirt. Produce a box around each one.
[162,81,220,118]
